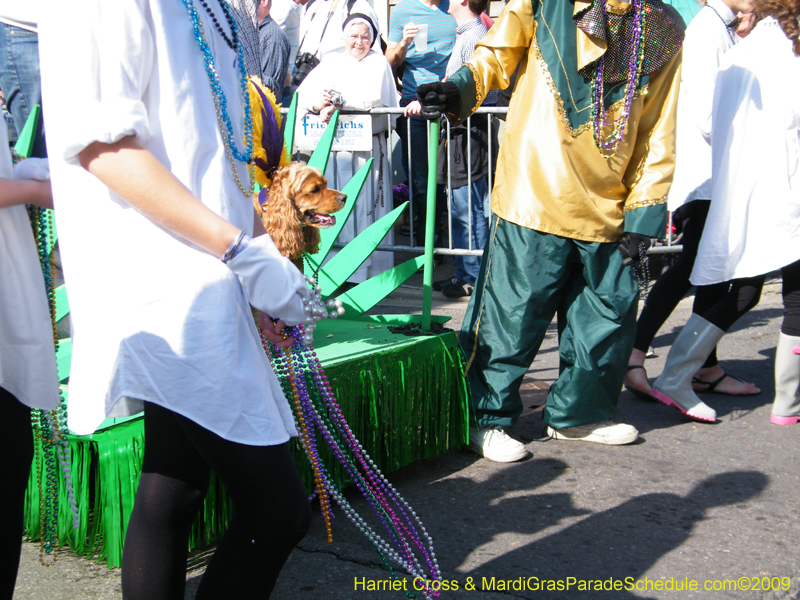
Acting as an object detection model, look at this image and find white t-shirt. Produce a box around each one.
[0,2,37,31]
[38,0,302,444]
[0,126,59,410]
[691,18,800,285]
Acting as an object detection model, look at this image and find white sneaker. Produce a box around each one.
[468,427,530,462]
[547,420,639,446]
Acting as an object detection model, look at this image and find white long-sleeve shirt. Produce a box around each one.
[692,18,800,285]
[39,0,304,443]
[668,0,738,211]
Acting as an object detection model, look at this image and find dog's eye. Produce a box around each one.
[311,185,321,194]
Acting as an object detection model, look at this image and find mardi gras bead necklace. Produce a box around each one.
[259,279,442,599]
[27,205,80,566]
[198,0,238,50]
[590,0,646,158]
[182,0,256,197]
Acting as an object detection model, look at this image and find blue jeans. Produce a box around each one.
[0,23,46,157]
[450,176,490,285]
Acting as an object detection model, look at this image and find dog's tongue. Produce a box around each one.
[314,214,336,228]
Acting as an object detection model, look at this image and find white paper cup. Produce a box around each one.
[415,23,428,53]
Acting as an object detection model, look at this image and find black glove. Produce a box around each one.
[416,81,460,120]
[618,233,652,266]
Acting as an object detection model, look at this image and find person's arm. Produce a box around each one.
[78,135,240,258]
[385,22,418,69]
[0,179,52,209]
[433,0,534,124]
[79,135,311,324]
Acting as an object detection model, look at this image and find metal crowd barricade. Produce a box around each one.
[287,105,683,261]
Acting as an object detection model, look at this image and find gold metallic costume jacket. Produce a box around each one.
[446,0,685,242]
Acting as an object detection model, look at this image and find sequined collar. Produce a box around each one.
[574,0,686,82]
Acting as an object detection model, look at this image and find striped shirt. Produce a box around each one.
[388,0,456,101]
[444,17,497,105]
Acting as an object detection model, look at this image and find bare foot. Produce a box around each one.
[624,349,653,396]
[692,365,761,395]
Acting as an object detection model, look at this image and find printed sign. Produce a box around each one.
[295,113,372,152]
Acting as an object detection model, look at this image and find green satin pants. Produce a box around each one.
[460,216,639,430]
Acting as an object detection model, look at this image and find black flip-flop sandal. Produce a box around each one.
[691,371,761,396]
[623,364,656,400]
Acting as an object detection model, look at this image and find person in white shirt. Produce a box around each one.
[39,0,315,596]
[687,0,800,426]
[648,0,800,424]
[0,128,57,600]
[624,0,760,406]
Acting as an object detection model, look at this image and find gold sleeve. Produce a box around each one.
[623,48,683,210]
[466,0,537,109]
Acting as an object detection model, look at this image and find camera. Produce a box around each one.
[329,90,344,106]
[292,52,320,87]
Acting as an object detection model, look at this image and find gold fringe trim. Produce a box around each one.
[466,63,484,116]
[530,30,648,138]
[624,195,667,212]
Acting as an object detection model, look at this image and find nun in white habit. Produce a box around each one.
[297,13,399,283]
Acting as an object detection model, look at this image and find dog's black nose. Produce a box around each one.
[338,193,347,203]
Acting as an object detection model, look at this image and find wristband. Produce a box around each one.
[221,231,251,263]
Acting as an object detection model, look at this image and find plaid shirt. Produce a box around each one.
[259,14,291,99]
[445,18,497,105]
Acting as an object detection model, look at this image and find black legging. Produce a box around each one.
[634,200,729,367]
[781,258,800,336]
[121,402,311,600]
[0,387,34,600]
[702,275,765,332]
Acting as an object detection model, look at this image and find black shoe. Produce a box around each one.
[441,278,474,298]
[433,276,458,291]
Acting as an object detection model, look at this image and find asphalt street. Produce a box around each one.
[13,268,800,600]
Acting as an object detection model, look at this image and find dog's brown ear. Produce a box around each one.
[303,227,321,256]
[253,192,265,218]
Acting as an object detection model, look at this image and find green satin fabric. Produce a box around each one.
[460,216,639,430]
[624,202,668,237]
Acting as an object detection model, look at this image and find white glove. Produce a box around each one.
[226,233,310,325]
[14,157,50,181]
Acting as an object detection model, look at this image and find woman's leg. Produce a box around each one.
[121,403,211,600]
[689,282,730,368]
[0,387,34,600]
[781,257,800,337]
[652,275,765,421]
[169,411,311,599]
[627,202,707,392]
[691,281,760,394]
[771,258,800,424]
[701,275,765,332]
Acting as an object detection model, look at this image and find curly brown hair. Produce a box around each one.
[755,0,800,55]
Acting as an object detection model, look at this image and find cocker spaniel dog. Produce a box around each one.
[254,162,347,268]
